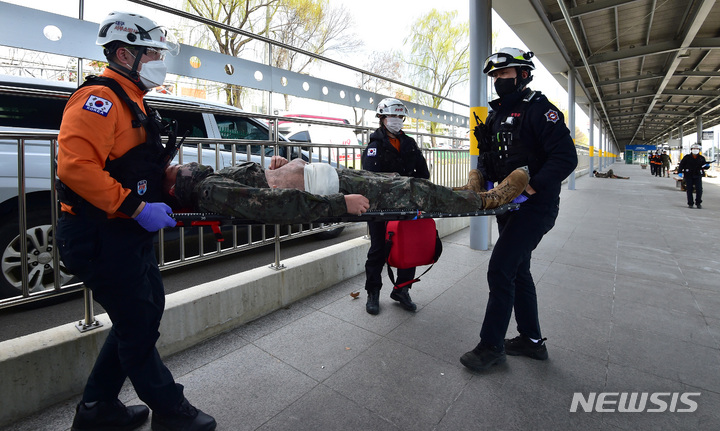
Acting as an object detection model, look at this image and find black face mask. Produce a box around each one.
[494,77,518,98]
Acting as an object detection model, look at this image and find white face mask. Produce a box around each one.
[385,117,404,134]
[137,60,168,90]
[691,149,700,155]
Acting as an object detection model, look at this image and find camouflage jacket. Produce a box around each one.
[174,162,347,224]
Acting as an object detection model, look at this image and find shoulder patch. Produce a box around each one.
[367,148,377,157]
[544,109,560,123]
[82,95,113,117]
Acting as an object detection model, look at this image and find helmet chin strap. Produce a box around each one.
[515,68,533,92]
[108,46,147,84]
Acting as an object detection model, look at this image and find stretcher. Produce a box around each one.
[170,203,520,242]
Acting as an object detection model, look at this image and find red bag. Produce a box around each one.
[384,219,443,289]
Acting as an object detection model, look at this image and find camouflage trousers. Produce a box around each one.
[337,169,484,213]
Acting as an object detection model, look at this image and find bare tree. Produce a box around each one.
[183,0,281,108]
[271,0,362,111]
[352,50,402,127]
[405,9,469,146]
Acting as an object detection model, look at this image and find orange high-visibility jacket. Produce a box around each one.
[57,68,148,218]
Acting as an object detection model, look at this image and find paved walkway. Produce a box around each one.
[6,163,720,431]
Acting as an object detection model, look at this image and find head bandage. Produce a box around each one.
[303,163,339,195]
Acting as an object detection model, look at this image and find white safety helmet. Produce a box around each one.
[690,143,701,151]
[96,11,179,56]
[376,98,408,118]
[483,47,535,74]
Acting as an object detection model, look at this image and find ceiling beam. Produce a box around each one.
[675,70,720,78]
[575,37,720,68]
[601,90,656,102]
[609,110,689,118]
[654,101,703,107]
[662,89,720,97]
[582,41,677,67]
[548,0,642,22]
[598,73,663,86]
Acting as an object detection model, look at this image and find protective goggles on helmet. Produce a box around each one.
[483,51,535,74]
[125,46,167,61]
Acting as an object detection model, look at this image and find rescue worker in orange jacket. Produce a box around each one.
[651,150,663,177]
[55,11,216,431]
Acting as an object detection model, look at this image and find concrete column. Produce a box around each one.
[600,126,604,170]
[567,68,576,190]
[601,126,606,170]
[679,124,684,158]
[589,108,594,173]
[597,126,601,170]
[469,0,492,251]
[696,115,703,147]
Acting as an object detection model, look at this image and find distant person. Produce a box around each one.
[593,169,629,179]
[678,143,707,209]
[661,150,672,178]
[650,151,662,177]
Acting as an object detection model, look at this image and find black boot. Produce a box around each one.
[390,286,417,311]
[151,397,216,431]
[71,400,149,431]
[366,289,380,315]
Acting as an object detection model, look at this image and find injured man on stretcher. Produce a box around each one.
[162,156,529,224]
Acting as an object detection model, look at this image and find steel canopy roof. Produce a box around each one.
[493,0,720,150]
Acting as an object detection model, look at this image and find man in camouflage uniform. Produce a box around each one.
[593,169,629,179]
[163,156,529,224]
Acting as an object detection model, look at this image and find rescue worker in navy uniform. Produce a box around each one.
[678,143,707,209]
[361,98,430,315]
[55,11,216,431]
[460,48,578,372]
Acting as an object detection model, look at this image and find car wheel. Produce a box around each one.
[314,226,345,240]
[0,210,74,299]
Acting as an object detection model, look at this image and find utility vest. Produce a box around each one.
[478,91,543,183]
[57,76,178,215]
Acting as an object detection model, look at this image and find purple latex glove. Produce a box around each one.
[511,193,529,204]
[134,202,177,232]
[485,181,494,191]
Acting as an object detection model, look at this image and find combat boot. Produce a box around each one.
[452,169,485,193]
[390,286,417,311]
[479,167,529,209]
[366,289,380,315]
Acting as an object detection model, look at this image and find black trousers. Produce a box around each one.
[56,212,183,413]
[364,221,416,291]
[479,199,559,349]
[685,175,703,206]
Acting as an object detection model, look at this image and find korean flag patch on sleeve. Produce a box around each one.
[367,148,377,157]
[83,95,113,117]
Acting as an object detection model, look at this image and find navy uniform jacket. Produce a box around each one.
[484,88,578,204]
[362,127,430,179]
[678,154,707,178]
